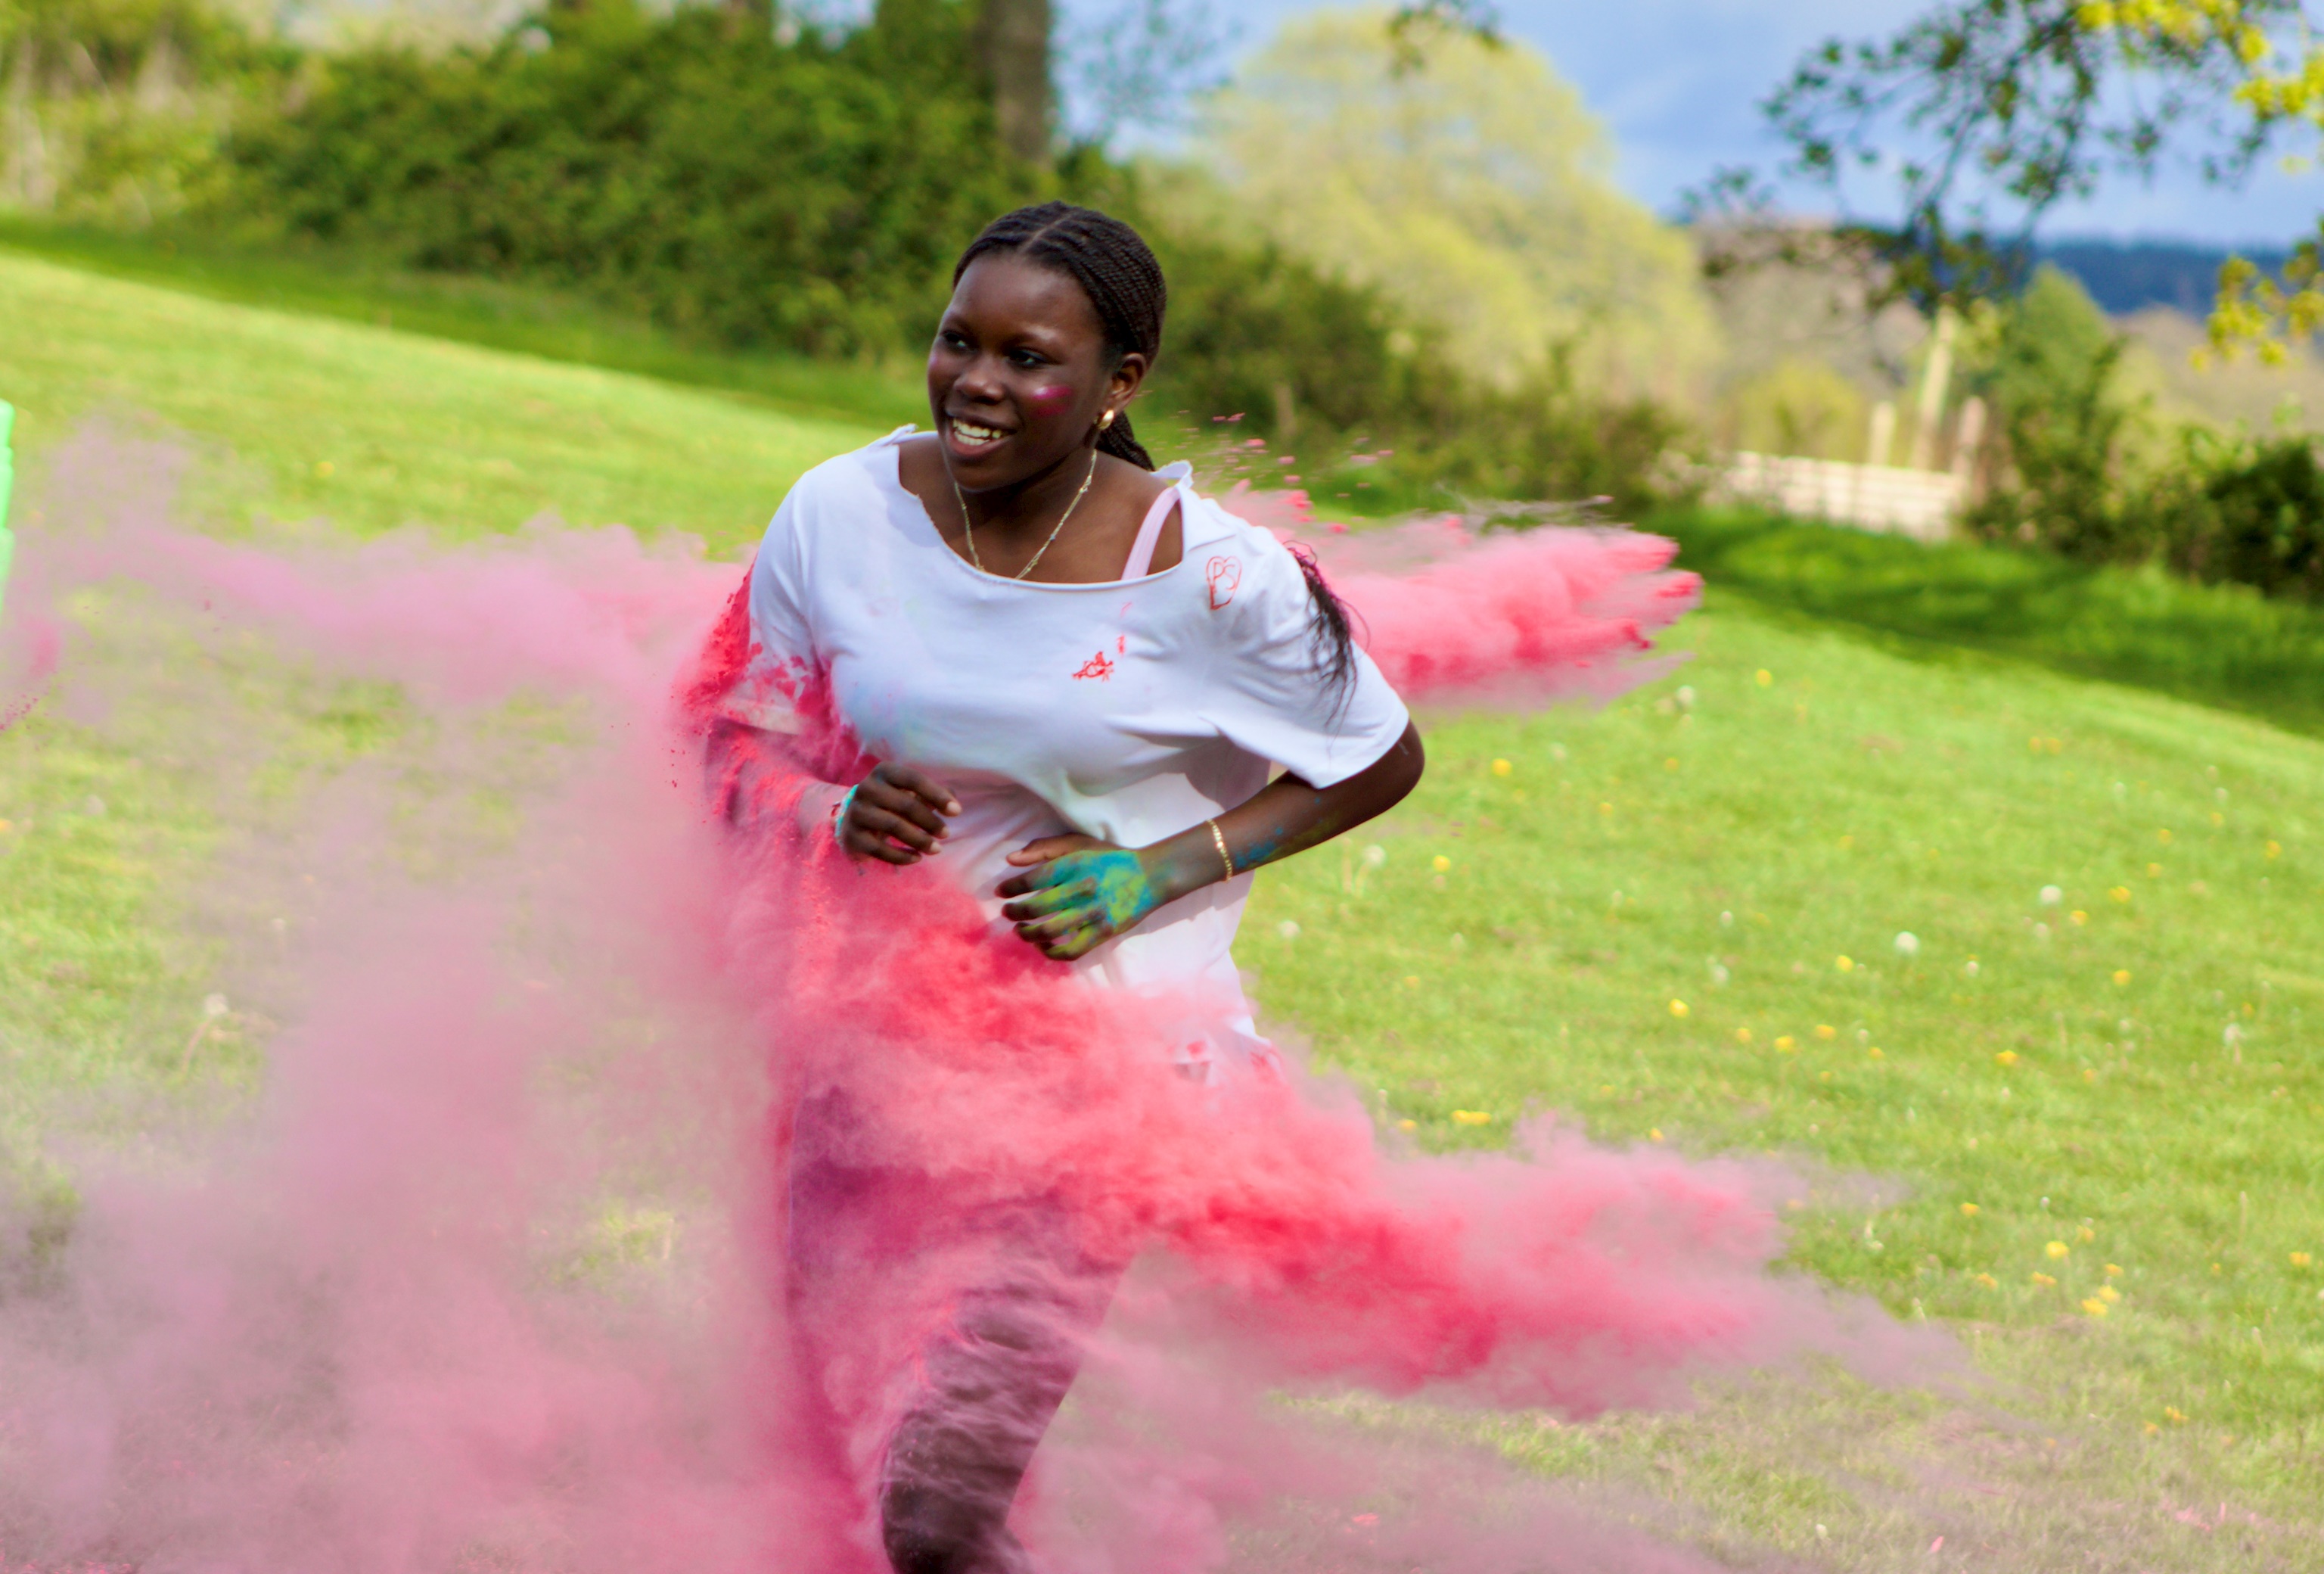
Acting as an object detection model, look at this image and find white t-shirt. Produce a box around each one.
[732,429,1411,1069]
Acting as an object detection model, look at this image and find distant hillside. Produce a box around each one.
[2037,238,2292,317]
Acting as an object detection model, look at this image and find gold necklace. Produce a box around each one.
[952,449,1099,580]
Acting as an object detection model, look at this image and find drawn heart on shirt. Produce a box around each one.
[1204,555,1242,610]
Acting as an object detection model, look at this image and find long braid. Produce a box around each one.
[949,203,1357,690]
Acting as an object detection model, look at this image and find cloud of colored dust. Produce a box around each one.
[0,429,1943,1573]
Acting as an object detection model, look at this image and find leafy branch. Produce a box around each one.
[1723,0,2323,349]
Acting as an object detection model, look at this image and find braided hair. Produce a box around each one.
[952,202,1360,692]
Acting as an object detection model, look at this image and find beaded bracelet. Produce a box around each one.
[1206,818,1235,882]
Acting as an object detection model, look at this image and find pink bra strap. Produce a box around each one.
[1122,487,1181,579]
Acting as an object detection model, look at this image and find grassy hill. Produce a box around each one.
[2,242,2319,1569]
[0,244,892,552]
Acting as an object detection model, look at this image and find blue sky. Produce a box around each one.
[1061,0,2314,247]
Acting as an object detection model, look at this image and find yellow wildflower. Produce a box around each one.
[1996,1050,2020,1068]
[2165,1406,2188,1423]
[1450,1109,1492,1125]
[1431,854,1451,873]
[2071,910,2089,925]
[2157,828,2173,844]
[1755,669,1773,686]
[1835,956,1855,972]
[1648,1128,1665,1143]
[2082,1298,2109,1317]
[2113,969,2132,985]
[1403,975,1421,988]
[1775,1034,1797,1052]
[2046,1240,2071,1260]
[1669,999,1690,1019]
[2266,840,2281,859]
[1867,1047,1884,1060]
[2033,1271,2058,1286]
[1974,1272,1998,1289]
[1597,801,1613,816]
[2077,1225,2096,1243]
[1961,1203,1980,1217]
[1816,1024,1838,1041]
[2108,886,2131,904]
[2146,863,2162,877]
[2293,1252,2313,1268]
[2099,1285,2120,1303]
[2145,1422,2161,1436]
[1491,758,1512,777]
[1735,1027,1754,1044]
[1396,1118,1417,1131]
[2105,1263,2123,1277]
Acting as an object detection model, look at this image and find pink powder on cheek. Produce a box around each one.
[1023,383,1078,418]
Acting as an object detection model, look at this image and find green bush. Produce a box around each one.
[223,0,1029,356]
[2161,429,2324,601]
[1962,266,2145,560]
[1393,357,1696,515]
[1142,226,1410,440]
[1958,266,2324,603]
[0,0,290,222]
[1143,223,1689,512]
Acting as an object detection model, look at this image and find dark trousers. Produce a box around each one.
[786,1112,1123,1574]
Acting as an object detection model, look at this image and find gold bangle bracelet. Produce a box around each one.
[1207,818,1235,882]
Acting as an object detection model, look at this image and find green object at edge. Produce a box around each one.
[0,401,14,624]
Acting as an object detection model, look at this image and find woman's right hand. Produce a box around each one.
[837,763,961,864]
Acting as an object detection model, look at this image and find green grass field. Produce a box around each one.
[3,240,2320,1569]
[0,245,881,552]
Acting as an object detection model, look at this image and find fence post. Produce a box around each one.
[1909,307,1957,470]
[1950,397,1986,497]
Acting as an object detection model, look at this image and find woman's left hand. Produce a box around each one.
[996,835,1176,961]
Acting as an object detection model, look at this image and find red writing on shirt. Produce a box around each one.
[1072,651,1116,681]
[1206,555,1242,610]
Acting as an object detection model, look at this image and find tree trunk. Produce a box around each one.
[974,0,1051,165]
[722,0,772,38]
[3,39,57,213]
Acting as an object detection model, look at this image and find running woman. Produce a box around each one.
[706,201,1422,1574]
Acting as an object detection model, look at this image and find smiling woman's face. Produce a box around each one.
[928,254,1142,493]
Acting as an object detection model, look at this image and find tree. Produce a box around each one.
[1740,0,2324,358]
[1959,263,2144,555]
[974,0,1048,163]
[1188,8,1718,401]
[0,0,282,217]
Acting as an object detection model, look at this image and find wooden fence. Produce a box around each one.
[1714,453,1965,544]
